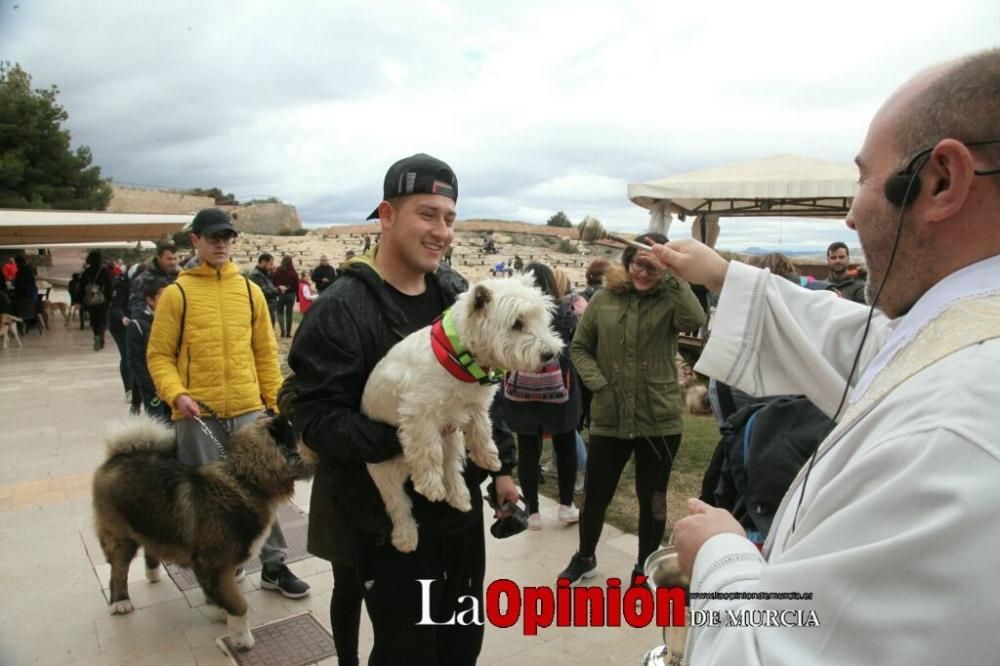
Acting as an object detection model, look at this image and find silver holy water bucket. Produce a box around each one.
[639,546,689,666]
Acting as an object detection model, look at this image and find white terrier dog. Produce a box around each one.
[362,274,564,552]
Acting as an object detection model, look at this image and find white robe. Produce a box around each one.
[685,256,1000,665]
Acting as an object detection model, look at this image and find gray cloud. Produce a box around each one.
[2,0,996,250]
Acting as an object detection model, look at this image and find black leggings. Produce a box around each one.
[277,292,296,335]
[87,304,108,337]
[516,430,577,513]
[578,434,681,568]
[331,564,364,666]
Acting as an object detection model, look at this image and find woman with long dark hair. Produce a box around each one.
[502,262,581,528]
[81,250,113,350]
[557,232,706,585]
[271,255,299,338]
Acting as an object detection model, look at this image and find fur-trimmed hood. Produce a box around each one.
[602,264,669,296]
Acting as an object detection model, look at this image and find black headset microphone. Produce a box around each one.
[788,152,925,534]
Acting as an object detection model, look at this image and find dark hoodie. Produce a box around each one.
[287,249,515,558]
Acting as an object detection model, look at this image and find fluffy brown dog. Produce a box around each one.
[92,413,311,650]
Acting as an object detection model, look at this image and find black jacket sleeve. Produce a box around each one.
[489,393,517,477]
[288,296,403,464]
[127,320,157,402]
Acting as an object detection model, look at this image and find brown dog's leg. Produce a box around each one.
[194,558,255,650]
[102,536,139,614]
[144,551,162,582]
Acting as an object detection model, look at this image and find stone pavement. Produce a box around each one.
[0,322,663,665]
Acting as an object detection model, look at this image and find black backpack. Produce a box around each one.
[701,396,833,543]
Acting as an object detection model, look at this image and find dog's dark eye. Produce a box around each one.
[512,318,523,331]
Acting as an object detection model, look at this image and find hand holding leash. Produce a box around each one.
[176,394,200,419]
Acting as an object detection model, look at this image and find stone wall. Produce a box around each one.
[107,184,214,214]
[230,203,302,235]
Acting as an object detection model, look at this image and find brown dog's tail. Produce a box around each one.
[105,416,177,458]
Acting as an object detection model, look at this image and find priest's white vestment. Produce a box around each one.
[685,255,1000,665]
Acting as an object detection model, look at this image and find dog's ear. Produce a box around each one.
[472,284,492,311]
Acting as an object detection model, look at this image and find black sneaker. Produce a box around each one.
[630,565,647,589]
[557,552,597,584]
[261,563,310,599]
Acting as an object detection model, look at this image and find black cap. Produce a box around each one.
[190,208,237,236]
[366,153,458,220]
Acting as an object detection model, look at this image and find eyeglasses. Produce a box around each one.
[629,260,665,278]
[200,233,236,245]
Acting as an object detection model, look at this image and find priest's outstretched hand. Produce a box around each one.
[650,239,729,292]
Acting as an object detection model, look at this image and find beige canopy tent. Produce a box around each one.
[627,154,858,247]
[0,209,192,248]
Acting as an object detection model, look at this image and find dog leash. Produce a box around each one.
[193,401,231,460]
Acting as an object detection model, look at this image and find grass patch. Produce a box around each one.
[538,415,719,542]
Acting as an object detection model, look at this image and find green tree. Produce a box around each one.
[546,211,572,228]
[0,62,112,210]
[184,187,237,205]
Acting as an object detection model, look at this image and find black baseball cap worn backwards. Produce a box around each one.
[366,153,458,220]
[190,208,238,236]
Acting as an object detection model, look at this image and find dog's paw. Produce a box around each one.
[230,630,255,651]
[228,614,256,650]
[412,475,447,502]
[391,523,419,553]
[145,567,162,583]
[446,486,472,512]
[469,447,502,472]
[110,599,134,615]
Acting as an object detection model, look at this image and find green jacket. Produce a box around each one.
[570,265,706,438]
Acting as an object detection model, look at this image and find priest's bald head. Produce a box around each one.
[847,48,1000,318]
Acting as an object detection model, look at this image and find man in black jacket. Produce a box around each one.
[311,254,337,292]
[128,242,179,317]
[288,153,518,666]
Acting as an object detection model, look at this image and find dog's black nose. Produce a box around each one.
[541,351,556,363]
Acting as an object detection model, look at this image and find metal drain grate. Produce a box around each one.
[219,612,335,666]
[166,503,310,592]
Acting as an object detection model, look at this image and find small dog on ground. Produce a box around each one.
[68,302,82,324]
[685,383,713,415]
[43,300,69,325]
[362,274,564,552]
[92,413,313,650]
[0,314,23,350]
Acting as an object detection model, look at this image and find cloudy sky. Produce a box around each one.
[2,1,997,250]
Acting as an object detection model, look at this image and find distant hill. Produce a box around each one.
[737,245,864,259]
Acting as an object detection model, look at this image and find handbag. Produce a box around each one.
[503,359,570,404]
[83,280,105,307]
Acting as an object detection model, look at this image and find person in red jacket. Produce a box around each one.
[297,271,317,316]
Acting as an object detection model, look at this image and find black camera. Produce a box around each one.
[484,481,529,539]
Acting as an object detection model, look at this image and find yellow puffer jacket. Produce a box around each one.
[147,260,282,420]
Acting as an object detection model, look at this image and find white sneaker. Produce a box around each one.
[528,513,543,530]
[558,504,580,524]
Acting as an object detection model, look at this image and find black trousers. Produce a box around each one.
[358,518,486,666]
[578,434,682,568]
[87,303,108,337]
[277,292,296,335]
[516,430,577,513]
[108,324,130,392]
[331,564,364,666]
